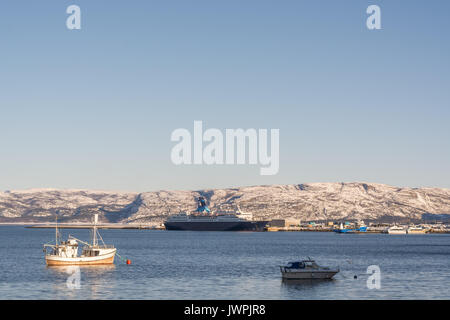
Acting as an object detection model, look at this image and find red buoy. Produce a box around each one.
[126,259,131,265]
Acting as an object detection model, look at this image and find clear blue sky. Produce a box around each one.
[0,1,449,192]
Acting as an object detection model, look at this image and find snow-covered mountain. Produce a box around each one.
[1,183,450,223]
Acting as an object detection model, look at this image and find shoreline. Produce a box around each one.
[25,223,161,230]
[15,225,449,233]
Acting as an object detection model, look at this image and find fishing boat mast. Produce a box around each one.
[92,214,98,247]
[55,215,59,245]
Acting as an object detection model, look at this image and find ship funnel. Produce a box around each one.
[195,196,211,214]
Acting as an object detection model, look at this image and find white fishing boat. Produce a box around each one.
[43,214,116,266]
[280,258,339,280]
[387,225,407,234]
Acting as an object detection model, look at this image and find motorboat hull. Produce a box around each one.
[280,269,339,280]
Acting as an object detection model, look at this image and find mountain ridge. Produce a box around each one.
[1,182,450,223]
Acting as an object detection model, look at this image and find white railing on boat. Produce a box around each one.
[83,245,115,249]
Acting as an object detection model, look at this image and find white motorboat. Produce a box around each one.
[387,225,407,234]
[280,258,339,280]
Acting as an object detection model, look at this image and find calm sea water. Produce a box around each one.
[0,226,449,299]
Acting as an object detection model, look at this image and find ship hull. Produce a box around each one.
[164,221,268,231]
[334,227,367,233]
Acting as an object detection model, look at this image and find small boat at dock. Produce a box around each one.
[386,225,407,234]
[43,214,116,266]
[280,258,339,280]
[333,220,367,233]
[407,226,428,234]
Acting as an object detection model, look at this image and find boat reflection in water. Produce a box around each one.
[47,264,116,274]
[47,264,116,286]
[47,264,117,299]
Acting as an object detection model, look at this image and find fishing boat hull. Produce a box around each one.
[45,249,116,266]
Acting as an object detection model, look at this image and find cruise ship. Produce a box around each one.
[164,197,268,231]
